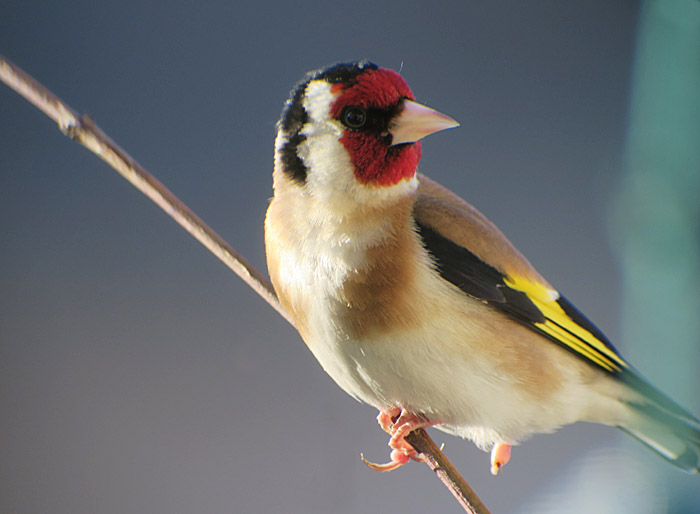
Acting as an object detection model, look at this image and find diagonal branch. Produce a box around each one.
[406,430,492,514]
[0,54,491,514]
[0,55,290,327]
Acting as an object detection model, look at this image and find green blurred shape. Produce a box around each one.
[612,0,700,511]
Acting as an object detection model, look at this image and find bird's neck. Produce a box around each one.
[273,166,417,248]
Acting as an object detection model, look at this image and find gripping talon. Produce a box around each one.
[376,407,402,434]
[365,408,437,472]
[361,449,411,471]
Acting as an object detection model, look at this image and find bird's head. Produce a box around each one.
[274,61,458,209]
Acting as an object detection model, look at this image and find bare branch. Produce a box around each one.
[0,55,290,327]
[1,53,491,514]
[407,430,492,514]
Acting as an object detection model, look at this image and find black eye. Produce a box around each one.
[342,106,367,129]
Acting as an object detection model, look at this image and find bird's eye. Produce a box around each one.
[342,106,367,129]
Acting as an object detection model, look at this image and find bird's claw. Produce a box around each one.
[364,407,435,471]
[361,449,415,471]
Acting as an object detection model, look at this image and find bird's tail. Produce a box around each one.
[619,371,700,473]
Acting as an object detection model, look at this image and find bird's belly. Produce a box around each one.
[270,222,591,447]
[299,282,588,448]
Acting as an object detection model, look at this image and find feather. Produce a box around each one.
[413,176,627,374]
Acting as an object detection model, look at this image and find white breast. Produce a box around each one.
[266,179,595,451]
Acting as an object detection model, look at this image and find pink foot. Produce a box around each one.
[361,449,411,471]
[362,407,438,472]
[388,409,432,449]
[490,442,512,475]
[376,406,401,434]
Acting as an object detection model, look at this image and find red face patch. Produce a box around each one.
[339,133,422,186]
[330,68,414,116]
[330,68,422,187]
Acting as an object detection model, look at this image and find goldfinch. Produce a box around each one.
[264,61,700,475]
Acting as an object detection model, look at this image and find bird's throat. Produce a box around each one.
[339,132,422,187]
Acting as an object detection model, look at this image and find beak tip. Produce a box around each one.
[439,112,460,129]
[389,99,460,146]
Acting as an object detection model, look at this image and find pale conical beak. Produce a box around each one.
[388,99,460,146]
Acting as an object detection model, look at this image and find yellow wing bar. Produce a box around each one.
[505,276,628,373]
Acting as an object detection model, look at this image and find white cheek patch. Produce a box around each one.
[303,80,340,127]
[300,134,358,206]
[296,81,355,206]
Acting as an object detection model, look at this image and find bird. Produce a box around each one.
[264,60,700,475]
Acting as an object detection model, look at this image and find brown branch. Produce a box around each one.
[407,430,492,514]
[0,55,290,327]
[0,53,491,514]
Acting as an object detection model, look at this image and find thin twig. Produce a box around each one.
[0,53,491,514]
[0,55,290,327]
[407,430,492,514]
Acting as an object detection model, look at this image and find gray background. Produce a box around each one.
[2,1,698,513]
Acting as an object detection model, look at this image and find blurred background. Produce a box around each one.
[1,1,698,513]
